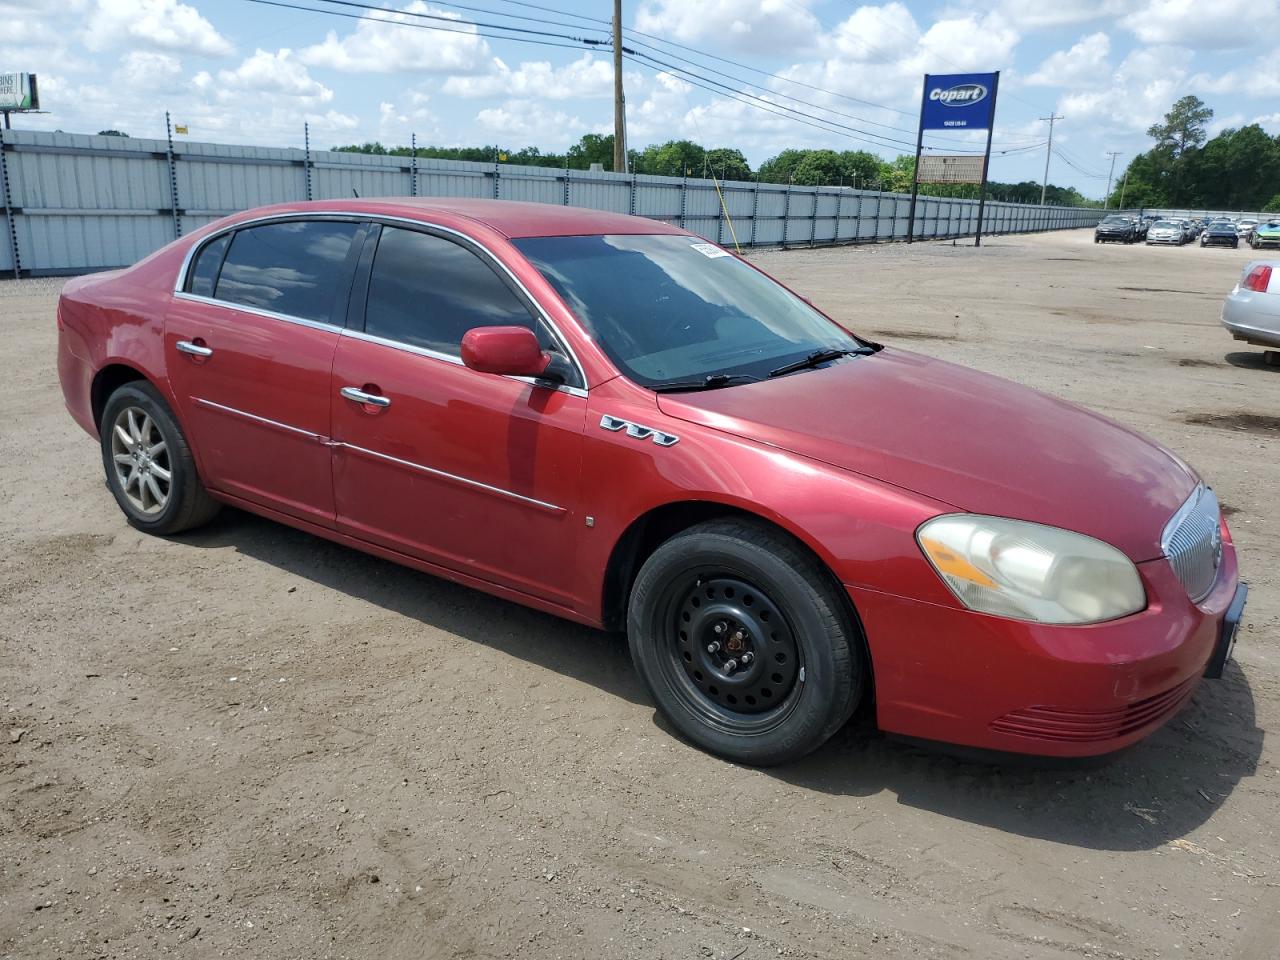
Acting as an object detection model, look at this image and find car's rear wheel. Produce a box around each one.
[100,381,220,535]
[627,519,862,766]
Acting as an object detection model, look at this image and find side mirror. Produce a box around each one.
[460,326,551,378]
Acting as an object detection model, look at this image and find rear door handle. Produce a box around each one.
[340,386,391,408]
[176,340,213,358]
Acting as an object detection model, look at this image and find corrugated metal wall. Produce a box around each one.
[0,128,1110,278]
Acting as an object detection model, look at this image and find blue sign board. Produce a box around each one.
[920,72,998,130]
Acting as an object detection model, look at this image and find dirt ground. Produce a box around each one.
[2,229,1278,960]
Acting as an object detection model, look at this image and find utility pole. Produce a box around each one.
[1104,151,1121,208]
[1039,113,1062,205]
[1118,167,1130,210]
[612,0,627,174]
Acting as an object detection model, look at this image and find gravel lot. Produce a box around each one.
[2,229,1277,959]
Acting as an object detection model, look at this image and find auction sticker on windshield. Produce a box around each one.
[690,242,731,259]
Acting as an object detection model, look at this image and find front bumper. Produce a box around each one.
[850,545,1240,757]
[1147,234,1182,244]
[1202,236,1239,246]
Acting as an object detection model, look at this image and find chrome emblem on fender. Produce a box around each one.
[599,414,679,447]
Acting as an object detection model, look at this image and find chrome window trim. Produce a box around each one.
[174,291,344,334]
[340,328,589,399]
[341,442,566,514]
[194,397,328,442]
[172,209,588,393]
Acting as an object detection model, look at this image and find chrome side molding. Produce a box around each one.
[600,414,679,447]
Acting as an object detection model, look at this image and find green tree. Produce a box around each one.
[1265,194,1280,212]
[97,129,129,137]
[703,147,752,181]
[565,133,614,170]
[1146,95,1213,157]
[633,139,706,177]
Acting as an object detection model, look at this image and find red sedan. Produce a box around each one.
[57,199,1246,765]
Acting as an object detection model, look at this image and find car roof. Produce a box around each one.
[218,197,689,240]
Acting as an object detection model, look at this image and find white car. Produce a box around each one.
[1146,220,1185,245]
[1222,260,1280,360]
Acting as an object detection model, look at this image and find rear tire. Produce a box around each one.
[100,381,220,536]
[627,519,863,766]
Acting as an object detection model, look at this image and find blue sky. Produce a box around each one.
[8,0,1280,198]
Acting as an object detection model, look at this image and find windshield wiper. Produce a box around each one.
[649,373,759,393]
[768,347,868,378]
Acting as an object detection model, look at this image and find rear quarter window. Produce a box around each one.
[186,233,230,297]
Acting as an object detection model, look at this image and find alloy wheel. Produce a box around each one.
[109,405,172,515]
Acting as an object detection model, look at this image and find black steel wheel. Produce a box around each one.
[628,519,863,765]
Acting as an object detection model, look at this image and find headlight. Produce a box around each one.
[916,515,1146,625]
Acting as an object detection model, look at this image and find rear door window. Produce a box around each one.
[363,226,544,356]
[214,220,361,324]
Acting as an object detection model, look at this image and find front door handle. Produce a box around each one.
[176,340,213,358]
[340,386,391,408]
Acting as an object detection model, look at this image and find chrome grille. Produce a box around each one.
[1161,486,1223,602]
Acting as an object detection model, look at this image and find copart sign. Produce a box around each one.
[920,73,997,130]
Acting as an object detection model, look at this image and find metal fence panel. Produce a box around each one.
[0,128,1117,277]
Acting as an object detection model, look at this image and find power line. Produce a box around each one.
[306,0,608,43]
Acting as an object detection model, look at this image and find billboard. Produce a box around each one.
[0,73,39,111]
[917,154,986,184]
[920,73,996,131]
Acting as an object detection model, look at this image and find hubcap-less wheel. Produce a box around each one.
[110,406,172,515]
[663,574,803,733]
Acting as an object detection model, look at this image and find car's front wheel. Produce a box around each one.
[627,519,863,766]
[100,381,220,535]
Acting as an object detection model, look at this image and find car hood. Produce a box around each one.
[1257,225,1280,236]
[656,349,1197,561]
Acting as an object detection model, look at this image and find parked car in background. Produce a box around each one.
[1132,217,1150,240]
[1222,260,1280,360]
[1147,220,1186,245]
[1250,219,1280,249]
[55,197,1246,765]
[1180,220,1197,242]
[1238,218,1260,240]
[1201,221,1240,248]
[1095,215,1137,244]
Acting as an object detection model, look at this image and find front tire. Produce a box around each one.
[627,519,862,766]
[100,381,220,535]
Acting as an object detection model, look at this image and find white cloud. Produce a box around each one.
[442,54,615,100]
[194,49,332,104]
[299,2,490,74]
[475,101,597,149]
[1255,113,1280,134]
[1057,45,1190,136]
[987,0,1139,29]
[1027,32,1112,86]
[84,0,233,57]
[634,0,820,55]
[1121,0,1278,50]
[1192,57,1280,99]
[116,51,185,92]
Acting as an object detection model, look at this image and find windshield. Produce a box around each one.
[1153,221,1179,229]
[512,234,863,386]
[1102,216,1129,224]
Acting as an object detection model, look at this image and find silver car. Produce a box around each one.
[1146,220,1185,245]
[1222,260,1280,357]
